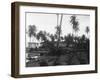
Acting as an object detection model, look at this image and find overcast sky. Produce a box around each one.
[26,12,90,36]
[26,12,90,43]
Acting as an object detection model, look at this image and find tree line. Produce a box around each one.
[27,14,89,49]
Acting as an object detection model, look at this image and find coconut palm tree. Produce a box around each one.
[28,25,37,42]
[49,34,55,42]
[60,36,64,41]
[56,14,63,48]
[64,34,73,47]
[36,31,47,42]
[70,15,79,37]
[70,15,79,42]
[85,26,89,38]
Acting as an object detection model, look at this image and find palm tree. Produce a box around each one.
[70,15,79,37]
[85,26,89,38]
[55,26,61,38]
[60,36,64,41]
[49,34,55,42]
[70,15,79,42]
[56,14,63,48]
[28,25,37,42]
[64,34,73,47]
[36,31,47,42]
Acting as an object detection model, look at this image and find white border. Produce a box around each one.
[19,6,95,74]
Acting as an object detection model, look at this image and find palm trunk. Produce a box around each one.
[74,31,77,48]
[56,14,59,48]
[57,14,63,48]
[30,37,31,48]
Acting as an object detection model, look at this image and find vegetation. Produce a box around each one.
[26,14,90,67]
[85,26,90,38]
[28,25,37,42]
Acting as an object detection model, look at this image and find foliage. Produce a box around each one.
[28,25,37,38]
[28,25,37,42]
[85,26,89,34]
[70,15,79,35]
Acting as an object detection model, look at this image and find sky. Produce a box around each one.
[26,12,90,43]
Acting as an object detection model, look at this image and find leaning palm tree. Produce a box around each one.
[70,15,79,42]
[28,25,37,42]
[85,26,89,38]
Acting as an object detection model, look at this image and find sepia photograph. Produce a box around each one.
[25,13,90,67]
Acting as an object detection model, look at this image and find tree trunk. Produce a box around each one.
[30,37,31,48]
[57,14,63,48]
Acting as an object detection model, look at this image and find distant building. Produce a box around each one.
[28,42,41,48]
[40,41,67,48]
